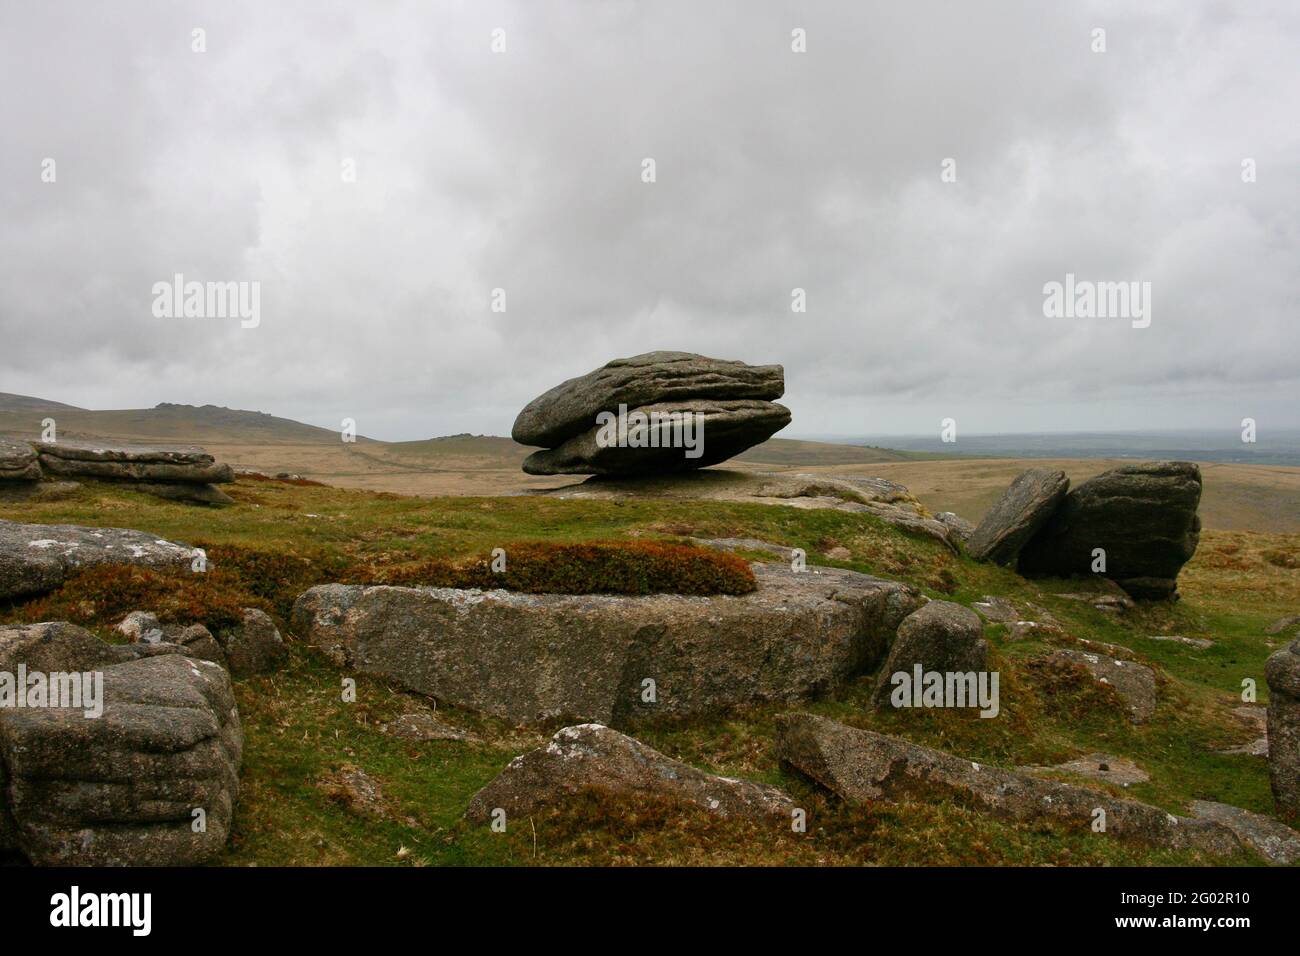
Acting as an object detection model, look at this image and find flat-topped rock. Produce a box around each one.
[293,562,921,727]
[522,398,791,476]
[968,468,1069,565]
[465,724,793,823]
[1018,461,1202,600]
[512,351,785,448]
[0,438,40,481]
[0,519,195,601]
[1020,752,1150,787]
[0,622,241,866]
[35,440,234,484]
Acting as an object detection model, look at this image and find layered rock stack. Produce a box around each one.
[26,440,236,505]
[0,438,41,484]
[0,622,242,865]
[968,461,1202,600]
[512,351,791,476]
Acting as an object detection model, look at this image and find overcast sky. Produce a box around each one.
[1,0,1296,442]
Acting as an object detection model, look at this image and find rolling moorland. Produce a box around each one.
[1,393,1297,865]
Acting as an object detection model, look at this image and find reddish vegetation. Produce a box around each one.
[9,540,755,635]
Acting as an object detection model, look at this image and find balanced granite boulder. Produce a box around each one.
[967,468,1069,565]
[775,713,1247,860]
[513,352,791,476]
[0,622,242,866]
[465,723,794,823]
[1265,638,1300,818]
[1017,461,1202,600]
[293,562,921,727]
[0,438,41,482]
[522,399,791,476]
[513,351,785,448]
[0,519,195,602]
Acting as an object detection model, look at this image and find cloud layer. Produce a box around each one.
[2,0,1297,440]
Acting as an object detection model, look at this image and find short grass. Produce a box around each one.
[1,476,1295,866]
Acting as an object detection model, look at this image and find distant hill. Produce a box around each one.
[0,392,84,413]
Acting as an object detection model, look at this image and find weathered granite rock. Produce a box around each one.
[0,519,195,602]
[971,596,1020,623]
[512,351,785,448]
[1265,639,1300,818]
[1146,634,1214,649]
[35,441,234,484]
[465,723,793,822]
[383,712,478,743]
[0,438,40,481]
[934,512,975,543]
[775,713,1245,859]
[872,601,988,707]
[1018,461,1202,600]
[522,399,791,476]
[1189,801,1300,865]
[293,562,921,727]
[1044,649,1157,723]
[216,608,285,677]
[968,468,1069,565]
[117,611,226,666]
[0,622,241,866]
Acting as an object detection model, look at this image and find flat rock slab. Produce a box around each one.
[1018,461,1202,600]
[0,519,195,602]
[382,712,479,743]
[535,469,960,551]
[968,468,1069,565]
[0,438,40,481]
[465,723,793,822]
[1021,753,1150,787]
[1189,801,1300,866]
[35,440,234,484]
[1045,649,1157,723]
[0,622,241,866]
[293,562,921,727]
[1146,634,1214,649]
[512,351,785,448]
[775,713,1247,860]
